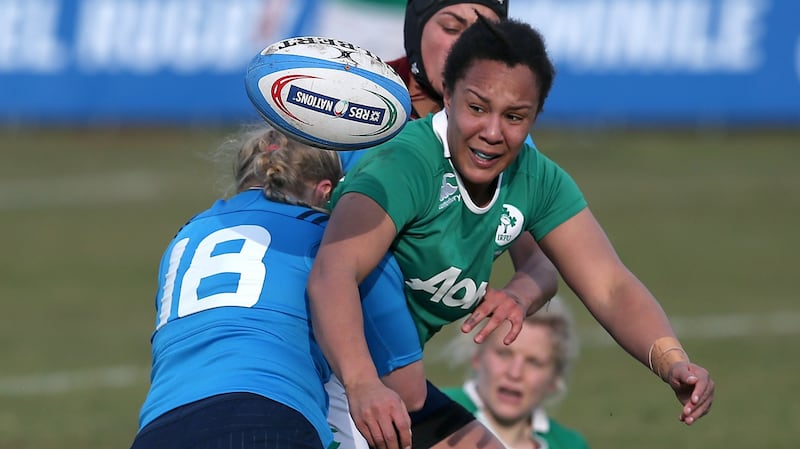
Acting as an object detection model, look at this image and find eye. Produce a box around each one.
[494,347,512,359]
[526,356,553,368]
[506,110,532,123]
[526,357,544,367]
[469,104,485,113]
[438,19,466,35]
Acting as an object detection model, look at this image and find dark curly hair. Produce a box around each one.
[443,16,555,114]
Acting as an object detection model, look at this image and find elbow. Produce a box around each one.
[399,380,427,412]
[544,265,559,298]
[535,254,560,307]
[381,362,428,412]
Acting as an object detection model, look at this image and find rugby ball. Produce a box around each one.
[245,36,411,151]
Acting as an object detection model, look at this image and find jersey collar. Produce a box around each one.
[432,110,502,213]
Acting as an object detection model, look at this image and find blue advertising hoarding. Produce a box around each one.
[0,0,322,124]
[511,0,800,125]
[0,0,797,125]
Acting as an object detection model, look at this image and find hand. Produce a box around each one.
[461,287,529,345]
[346,378,412,449]
[665,361,715,425]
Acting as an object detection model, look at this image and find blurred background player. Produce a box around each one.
[444,296,590,449]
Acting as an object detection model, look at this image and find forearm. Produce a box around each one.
[541,210,712,421]
[541,209,689,379]
[506,234,558,314]
[584,272,686,376]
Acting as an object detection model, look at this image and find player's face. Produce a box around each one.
[420,4,500,95]
[444,59,538,205]
[473,322,559,425]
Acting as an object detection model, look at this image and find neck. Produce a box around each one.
[408,75,443,119]
[463,178,498,208]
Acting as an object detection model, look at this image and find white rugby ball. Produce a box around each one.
[245,36,411,151]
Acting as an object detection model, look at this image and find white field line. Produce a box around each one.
[0,365,149,396]
[579,310,800,346]
[0,171,163,210]
[1,311,798,397]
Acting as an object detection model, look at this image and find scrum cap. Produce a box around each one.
[403,0,509,98]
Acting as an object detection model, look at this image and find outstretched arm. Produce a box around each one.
[540,208,715,425]
[308,192,412,449]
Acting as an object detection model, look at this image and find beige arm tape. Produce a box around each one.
[648,336,690,381]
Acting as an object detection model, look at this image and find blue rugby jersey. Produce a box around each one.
[137,189,421,447]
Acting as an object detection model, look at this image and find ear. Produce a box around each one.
[314,179,334,203]
[470,350,482,371]
[443,83,451,111]
[547,375,565,397]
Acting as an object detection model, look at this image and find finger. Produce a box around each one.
[473,312,505,344]
[368,418,390,449]
[375,413,404,449]
[356,416,382,449]
[460,312,481,334]
[681,380,714,424]
[689,379,714,413]
[680,365,709,404]
[682,400,712,425]
[461,297,496,333]
[362,407,396,449]
[502,313,524,345]
[392,409,412,449]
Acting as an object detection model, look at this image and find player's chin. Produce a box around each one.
[462,162,503,188]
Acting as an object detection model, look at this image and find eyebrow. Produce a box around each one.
[437,11,470,27]
[466,87,534,111]
[467,88,490,104]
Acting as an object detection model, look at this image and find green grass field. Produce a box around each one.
[1,126,797,449]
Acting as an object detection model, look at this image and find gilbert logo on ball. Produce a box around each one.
[246,36,411,151]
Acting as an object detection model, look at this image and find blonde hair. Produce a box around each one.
[516,296,580,385]
[218,124,343,208]
[444,295,580,402]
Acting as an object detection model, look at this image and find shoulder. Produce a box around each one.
[391,113,437,145]
[507,141,579,190]
[188,191,331,233]
[346,115,441,177]
[511,139,547,171]
[332,115,444,220]
[543,418,591,449]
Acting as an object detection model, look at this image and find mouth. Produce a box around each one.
[471,148,501,165]
[497,385,523,402]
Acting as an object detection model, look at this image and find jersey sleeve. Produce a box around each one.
[334,134,434,233]
[528,152,588,240]
[359,252,423,376]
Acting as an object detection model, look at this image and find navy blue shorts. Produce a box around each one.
[130,392,324,449]
[408,381,475,448]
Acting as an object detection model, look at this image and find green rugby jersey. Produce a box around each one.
[333,112,587,343]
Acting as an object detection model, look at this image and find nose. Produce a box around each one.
[480,113,503,145]
[506,356,524,379]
